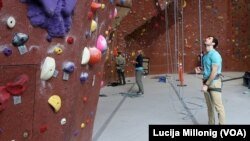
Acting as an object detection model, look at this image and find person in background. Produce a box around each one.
[132,50,144,94]
[198,51,204,68]
[116,51,126,85]
[195,36,225,125]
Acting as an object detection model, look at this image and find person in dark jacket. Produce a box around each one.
[116,51,126,85]
[132,50,144,94]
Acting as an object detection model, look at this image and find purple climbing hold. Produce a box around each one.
[120,0,125,5]
[90,111,94,117]
[62,0,78,17]
[63,62,75,73]
[109,0,114,4]
[85,31,91,39]
[80,72,89,83]
[73,130,79,136]
[20,0,77,41]
[3,47,12,56]
[39,0,59,16]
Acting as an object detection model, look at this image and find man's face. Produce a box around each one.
[204,37,214,46]
[204,37,214,51]
[137,50,142,54]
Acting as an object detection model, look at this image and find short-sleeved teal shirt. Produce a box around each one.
[202,49,222,80]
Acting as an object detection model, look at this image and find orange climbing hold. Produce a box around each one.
[91,2,105,11]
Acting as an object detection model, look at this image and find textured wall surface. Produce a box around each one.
[105,0,250,82]
[0,0,113,141]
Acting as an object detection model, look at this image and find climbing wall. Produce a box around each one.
[105,0,250,80]
[184,0,249,71]
[103,0,165,81]
[0,0,114,141]
[228,0,250,70]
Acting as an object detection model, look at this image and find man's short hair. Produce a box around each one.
[208,36,218,48]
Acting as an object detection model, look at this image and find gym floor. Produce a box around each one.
[92,72,250,141]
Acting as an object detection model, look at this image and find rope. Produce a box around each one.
[198,0,203,58]
[164,1,173,74]
[174,0,178,73]
[164,2,170,74]
[181,0,185,73]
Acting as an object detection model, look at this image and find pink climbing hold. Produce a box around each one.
[96,35,107,53]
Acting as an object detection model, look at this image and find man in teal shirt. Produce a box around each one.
[195,36,225,125]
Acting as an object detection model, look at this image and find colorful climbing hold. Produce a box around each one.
[90,20,97,32]
[66,36,74,44]
[7,16,16,29]
[85,31,91,39]
[96,35,107,53]
[48,95,61,113]
[63,62,75,73]
[86,119,91,124]
[116,0,132,8]
[23,131,29,138]
[80,72,89,82]
[60,118,67,125]
[82,96,88,102]
[113,8,118,18]
[5,74,29,96]
[88,47,102,65]
[80,123,86,128]
[40,57,56,81]
[54,47,63,55]
[39,125,48,133]
[3,47,12,56]
[100,81,104,87]
[81,47,90,65]
[12,33,29,47]
[87,11,94,20]
[91,2,105,11]
[105,30,109,35]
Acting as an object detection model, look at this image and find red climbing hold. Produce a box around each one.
[87,11,94,20]
[39,125,48,133]
[5,74,29,96]
[0,86,10,112]
[67,36,74,44]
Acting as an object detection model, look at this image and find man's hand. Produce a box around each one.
[132,60,137,64]
[202,84,208,92]
[195,67,202,74]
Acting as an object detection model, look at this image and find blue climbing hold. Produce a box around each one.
[3,47,12,56]
[109,0,114,4]
[80,72,89,83]
[120,0,125,5]
[63,62,75,73]
[85,31,91,39]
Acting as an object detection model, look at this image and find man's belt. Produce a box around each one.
[214,74,222,80]
[203,74,222,92]
[208,88,222,92]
